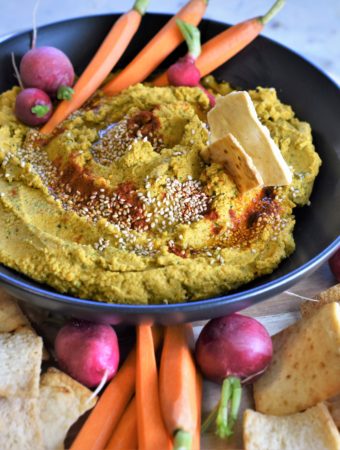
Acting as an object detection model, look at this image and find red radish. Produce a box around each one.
[55,319,120,388]
[167,20,215,107]
[167,19,201,87]
[15,88,52,126]
[329,247,340,282]
[20,46,75,98]
[195,314,272,438]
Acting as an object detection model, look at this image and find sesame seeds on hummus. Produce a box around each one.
[0,82,321,304]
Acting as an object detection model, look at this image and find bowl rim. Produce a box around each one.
[0,13,339,313]
[0,239,338,313]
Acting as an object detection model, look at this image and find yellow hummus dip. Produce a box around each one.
[0,79,321,304]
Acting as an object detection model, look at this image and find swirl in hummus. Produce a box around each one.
[0,78,321,304]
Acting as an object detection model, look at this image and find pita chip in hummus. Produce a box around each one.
[207,133,263,193]
[208,91,292,187]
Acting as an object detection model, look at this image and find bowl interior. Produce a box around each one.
[0,14,339,323]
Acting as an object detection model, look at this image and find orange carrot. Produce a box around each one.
[153,0,285,86]
[159,324,198,450]
[71,327,162,450]
[192,372,202,450]
[102,0,208,96]
[41,0,149,134]
[136,325,172,450]
[105,397,137,450]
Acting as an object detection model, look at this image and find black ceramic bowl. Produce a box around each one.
[0,14,339,324]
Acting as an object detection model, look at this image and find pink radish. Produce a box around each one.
[167,19,201,87]
[167,20,215,106]
[15,88,52,126]
[195,313,272,438]
[55,319,120,388]
[20,46,74,98]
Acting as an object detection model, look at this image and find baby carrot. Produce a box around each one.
[70,349,136,450]
[192,372,203,450]
[136,325,172,450]
[41,0,149,134]
[153,0,285,86]
[102,0,208,95]
[159,324,198,450]
[71,327,162,450]
[105,397,137,450]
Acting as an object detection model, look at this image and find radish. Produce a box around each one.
[55,319,120,388]
[195,314,272,438]
[15,88,52,126]
[329,247,340,282]
[167,20,215,106]
[20,46,75,99]
[167,20,201,87]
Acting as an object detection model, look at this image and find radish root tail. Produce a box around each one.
[86,369,109,404]
[11,53,24,88]
[32,0,41,49]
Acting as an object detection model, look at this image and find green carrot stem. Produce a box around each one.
[259,0,285,25]
[176,19,201,59]
[173,429,193,450]
[133,0,150,16]
[57,85,74,100]
[31,104,50,118]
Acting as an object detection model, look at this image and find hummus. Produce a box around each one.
[0,80,321,304]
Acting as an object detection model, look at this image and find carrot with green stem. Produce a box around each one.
[153,0,285,86]
[41,0,149,134]
[159,324,198,450]
[136,325,172,450]
[102,0,208,96]
[71,327,162,450]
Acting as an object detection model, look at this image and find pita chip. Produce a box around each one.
[0,397,43,450]
[0,327,42,398]
[207,91,292,186]
[208,133,263,192]
[301,283,340,319]
[253,302,340,415]
[243,403,340,450]
[39,367,97,450]
[0,290,29,333]
[327,395,340,429]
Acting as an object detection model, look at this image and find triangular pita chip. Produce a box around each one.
[327,395,340,429]
[243,403,340,450]
[253,302,340,415]
[0,327,42,398]
[0,397,43,450]
[208,91,292,186]
[209,133,263,192]
[300,283,340,319]
[0,289,29,333]
[39,367,97,450]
